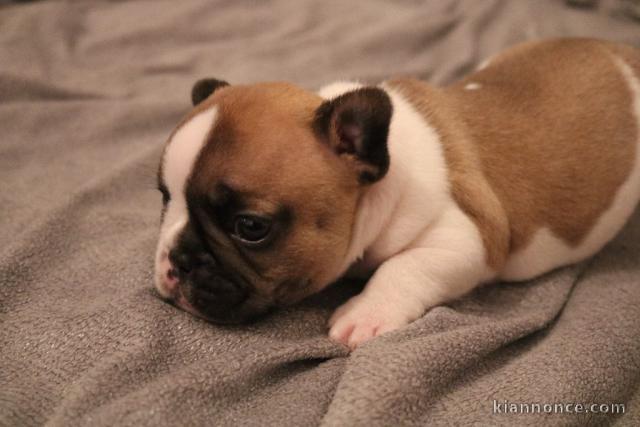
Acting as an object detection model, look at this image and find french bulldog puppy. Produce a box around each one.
[154,38,640,349]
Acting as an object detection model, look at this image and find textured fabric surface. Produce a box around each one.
[1,0,640,426]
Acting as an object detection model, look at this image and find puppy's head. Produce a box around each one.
[154,78,392,323]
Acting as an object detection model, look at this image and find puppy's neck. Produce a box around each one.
[320,81,451,278]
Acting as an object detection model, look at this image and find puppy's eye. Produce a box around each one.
[233,215,272,244]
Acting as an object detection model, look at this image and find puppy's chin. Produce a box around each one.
[166,277,326,324]
[271,277,315,307]
[169,283,273,325]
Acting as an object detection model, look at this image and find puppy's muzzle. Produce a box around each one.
[168,246,249,319]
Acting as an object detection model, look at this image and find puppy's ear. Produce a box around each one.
[313,87,392,184]
[191,78,229,106]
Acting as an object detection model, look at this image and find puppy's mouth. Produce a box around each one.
[171,286,202,318]
[175,283,271,324]
[157,264,272,325]
[155,250,313,324]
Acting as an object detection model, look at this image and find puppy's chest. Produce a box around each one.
[347,237,404,277]
[341,231,397,279]
[350,225,427,275]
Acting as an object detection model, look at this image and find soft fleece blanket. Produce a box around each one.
[1,0,639,426]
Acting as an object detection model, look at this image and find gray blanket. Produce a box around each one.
[1,0,640,426]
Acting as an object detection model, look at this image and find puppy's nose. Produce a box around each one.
[169,249,217,274]
[168,248,246,308]
[169,249,194,275]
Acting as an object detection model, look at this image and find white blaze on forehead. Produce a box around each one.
[154,107,218,294]
[163,107,218,202]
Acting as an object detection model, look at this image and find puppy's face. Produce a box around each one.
[154,79,392,323]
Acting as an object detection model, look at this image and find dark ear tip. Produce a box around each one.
[313,87,392,136]
[191,78,229,106]
[313,86,393,184]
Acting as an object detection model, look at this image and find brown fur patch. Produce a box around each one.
[389,38,639,268]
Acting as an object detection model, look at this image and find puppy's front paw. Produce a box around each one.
[328,293,412,349]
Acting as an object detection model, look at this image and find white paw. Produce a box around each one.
[328,293,414,349]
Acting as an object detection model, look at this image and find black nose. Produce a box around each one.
[169,248,217,273]
[169,250,193,274]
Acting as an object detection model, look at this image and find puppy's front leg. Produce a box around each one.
[329,219,491,349]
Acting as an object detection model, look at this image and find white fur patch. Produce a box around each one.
[154,107,218,295]
[334,83,493,287]
[465,82,482,91]
[328,84,493,347]
[501,56,640,281]
[333,83,452,277]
